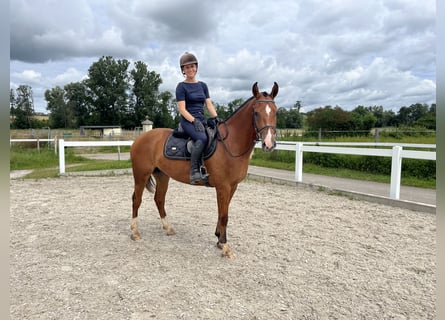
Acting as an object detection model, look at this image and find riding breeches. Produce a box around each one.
[180,118,208,144]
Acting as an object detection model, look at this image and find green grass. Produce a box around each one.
[67,160,132,172]
[10,148,62,170]
[74,146,132,154]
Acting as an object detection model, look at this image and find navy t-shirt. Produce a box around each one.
[175,81,210,120]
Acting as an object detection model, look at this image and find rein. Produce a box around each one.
[216,99,277,158]
[216,121,256,158]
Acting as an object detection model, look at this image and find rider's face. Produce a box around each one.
[183,64,197,77]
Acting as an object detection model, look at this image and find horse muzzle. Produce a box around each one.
[262,140,276,152]
[260,127,277,152]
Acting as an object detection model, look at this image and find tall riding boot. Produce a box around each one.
[190,140,207,184]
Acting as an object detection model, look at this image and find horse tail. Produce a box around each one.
[145,175,156,193]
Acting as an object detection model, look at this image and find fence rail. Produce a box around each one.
[10,138,57,153]
[55,139,436,201]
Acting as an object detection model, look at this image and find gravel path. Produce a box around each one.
[10,175,436,319]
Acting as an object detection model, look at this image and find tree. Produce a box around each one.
[306,105,355,131]
[409,103,429,123]
[10,85,35,129]
[396,103,429,126]
[227,98,245,114]
[286,102,303,128]
[351,105,376,130]
[129,61,163,127]
[276,107,287,128]
[64,81,90,127]
[294,100,302,112]
[276,107,303,129]
[86,56,130,125]
[153,91,175,128]
[45,86,73,128]
[10,89,16,125]
[414,103,436,129]
[366,105,397,127]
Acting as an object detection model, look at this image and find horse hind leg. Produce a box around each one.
[153,170,175,236]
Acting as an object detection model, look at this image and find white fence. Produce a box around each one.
[10,138,57,153]
[57,140,436,201]
[58,140,133,175]
[262,142,435,200]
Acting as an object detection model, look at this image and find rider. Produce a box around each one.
[175,52,219,184]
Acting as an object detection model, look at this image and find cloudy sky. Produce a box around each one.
[10,0,436,114]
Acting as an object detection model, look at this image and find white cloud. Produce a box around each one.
[53,68,87,86]
[12,70,42,84]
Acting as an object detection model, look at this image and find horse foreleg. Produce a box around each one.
[153,171,175,236]
[215,184,238,259]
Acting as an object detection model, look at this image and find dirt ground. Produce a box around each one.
[10,174,436,320]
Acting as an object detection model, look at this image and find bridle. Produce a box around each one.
[217,98,277,158]
[253,99,277,142]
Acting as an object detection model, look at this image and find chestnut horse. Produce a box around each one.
[130,82,279,258]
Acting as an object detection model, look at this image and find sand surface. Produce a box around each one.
[10,175,436,319]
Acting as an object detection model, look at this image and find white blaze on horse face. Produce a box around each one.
[264,128,273,148]
[259,104,274,149]
[265,104,271,116]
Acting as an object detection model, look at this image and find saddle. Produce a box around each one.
[163,124,218,160]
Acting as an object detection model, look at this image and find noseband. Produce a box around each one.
[253,99,277,141]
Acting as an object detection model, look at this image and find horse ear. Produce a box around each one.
[252,82,260,98]
[271,82,279,98]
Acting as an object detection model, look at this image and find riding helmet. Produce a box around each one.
[180,52,198,69]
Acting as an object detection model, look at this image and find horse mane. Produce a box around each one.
[224,91,269,121]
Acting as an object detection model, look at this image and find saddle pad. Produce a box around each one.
[163,130,218,160]
[164,135,190,160]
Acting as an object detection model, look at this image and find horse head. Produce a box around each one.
[252,82,279,152]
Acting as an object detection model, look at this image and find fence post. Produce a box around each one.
[390,146,402,199]
[59,139,65,174]
[295,142,303,182]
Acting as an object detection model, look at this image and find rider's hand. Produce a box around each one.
[207,117,220,129]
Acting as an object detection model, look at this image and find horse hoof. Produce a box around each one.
[166,228,176,236]
[217,242,234,259]
[130,233,141,241]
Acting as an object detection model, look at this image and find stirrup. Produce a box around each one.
[200,165,209,178]
[190,166,209,185]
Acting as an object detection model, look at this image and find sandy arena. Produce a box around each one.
[10,175,436,319]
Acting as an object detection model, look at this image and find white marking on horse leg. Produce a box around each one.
[131,218,141,241]
[220,243,234,259]
[161,218,176,236]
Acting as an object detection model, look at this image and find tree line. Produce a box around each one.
[10,56,436,132]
